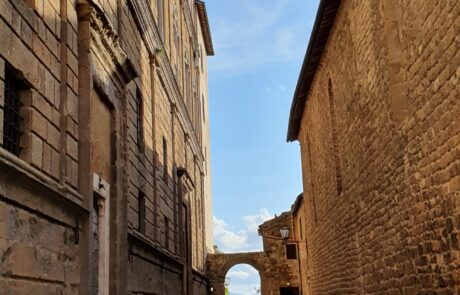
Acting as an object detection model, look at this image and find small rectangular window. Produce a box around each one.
[2,63,27,156]
[135,89,144,152]
[138,191,146,234]
[162,137,167,180]
[286,244,297,260]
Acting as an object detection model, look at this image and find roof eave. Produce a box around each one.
[286,0,341,142]
[195,0,215,56]
[291,193,304,215]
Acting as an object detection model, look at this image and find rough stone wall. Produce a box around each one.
[297,0,459,293]
[260,213,301,295]
[0,180,80,295]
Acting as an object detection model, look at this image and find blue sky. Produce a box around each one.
[206,0,319,293]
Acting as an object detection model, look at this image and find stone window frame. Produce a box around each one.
[135,88,145,153]
[1,62,31,157]
[285,243,298,260]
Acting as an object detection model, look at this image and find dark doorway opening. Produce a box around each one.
[280,287,300,295]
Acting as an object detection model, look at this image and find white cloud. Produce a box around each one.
[242,208,273,233]
[265,84,288,92]
[227,270,253,280]
[213,208,274,252]
[277,84,287,91]
[213,216,248,251]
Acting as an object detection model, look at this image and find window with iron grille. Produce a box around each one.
[2,64,27,156]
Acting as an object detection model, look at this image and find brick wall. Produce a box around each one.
[296,0,459,293]
[292,196,310,294]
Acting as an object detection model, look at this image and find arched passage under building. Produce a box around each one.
[207,252,267,295]
[225,264,261,294]
[207,212,302,295]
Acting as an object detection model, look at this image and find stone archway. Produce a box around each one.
[207,252,267,295]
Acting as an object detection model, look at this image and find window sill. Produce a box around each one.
[0,148,88,214]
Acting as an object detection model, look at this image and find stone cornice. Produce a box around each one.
[195,0,214,56]
[128,0,205,166]
[86,1,137,84]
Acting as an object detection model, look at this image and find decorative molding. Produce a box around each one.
[127,0,160,58]
[195,1,214,56]
[177,167,195,194]
[92,173,110,199]
[87,1,137,84]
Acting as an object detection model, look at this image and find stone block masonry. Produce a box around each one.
[288,0,460,294]
[0,0,214,294]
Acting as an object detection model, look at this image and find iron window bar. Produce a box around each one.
[2,64,26,156]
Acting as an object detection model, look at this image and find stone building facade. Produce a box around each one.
[288,0,459,294]
[259,212,302,295]
[0,0,214,294]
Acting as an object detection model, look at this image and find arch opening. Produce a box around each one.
[225,264,261,295]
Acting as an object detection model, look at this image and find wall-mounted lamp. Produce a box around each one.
[280,226,290,239]
[209,286,214,293]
